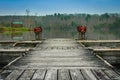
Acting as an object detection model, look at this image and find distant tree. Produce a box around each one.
[85,14,91,22]
[58,13,61,17]
[100,13,110,20]
[54,13,57,16]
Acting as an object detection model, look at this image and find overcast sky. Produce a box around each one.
[0,0,120,15]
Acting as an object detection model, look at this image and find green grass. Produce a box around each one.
[2,27,31,31]
[2,31,27,34]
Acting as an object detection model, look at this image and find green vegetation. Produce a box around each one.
[0,27,31,32]
[94,19,120,37]
[2,30,25,35]
[0,13,120,39]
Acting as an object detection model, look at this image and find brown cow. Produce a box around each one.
[77,26,87,40]
[33,26,42,40]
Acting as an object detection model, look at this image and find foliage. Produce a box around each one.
[1,27,30,31]
[0,13,120,39]
[94,19,120,37]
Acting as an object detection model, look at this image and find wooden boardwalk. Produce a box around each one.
[77,40,120,43]
[0,39,120,80]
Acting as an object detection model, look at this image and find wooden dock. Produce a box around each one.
[0,49,30,56]
[0,39,120,80]
[77,40,120,43]
[0,41,16,44]
[93,48,120,52]
[13,41,42,47]
[77,40,120,47]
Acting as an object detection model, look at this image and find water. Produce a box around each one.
[0,31,35,41]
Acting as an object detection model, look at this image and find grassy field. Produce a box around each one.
[0,27,32,32]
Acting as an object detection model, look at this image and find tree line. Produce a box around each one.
[0,13,120,39]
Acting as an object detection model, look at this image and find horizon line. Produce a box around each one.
[0,12,120,16]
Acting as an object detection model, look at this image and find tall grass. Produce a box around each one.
[0,27,32,32]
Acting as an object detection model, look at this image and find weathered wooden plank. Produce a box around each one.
[81,69,97,80]
[104,69,120,80]
[93,48,120,52]
[20,41,42,43]
[77,40,120,43]
[0,41,15,44]
[70,69,84,80]
[0,56,22,75]
[58,69,71,80]
[5,69,24,80]
[91,69,111,80]
[44,69,57,80]
[32,69,46,80]
[0,70,12,80]
[0,49,30,53]
[13,41,42,46]
[18,69,35,80]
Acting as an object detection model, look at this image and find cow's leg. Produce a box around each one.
[79,32,81,40]
[35,33,37,40]
[83,32,85,40]
[81,33,83,40]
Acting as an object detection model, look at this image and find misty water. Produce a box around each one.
[0,31,35,41]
